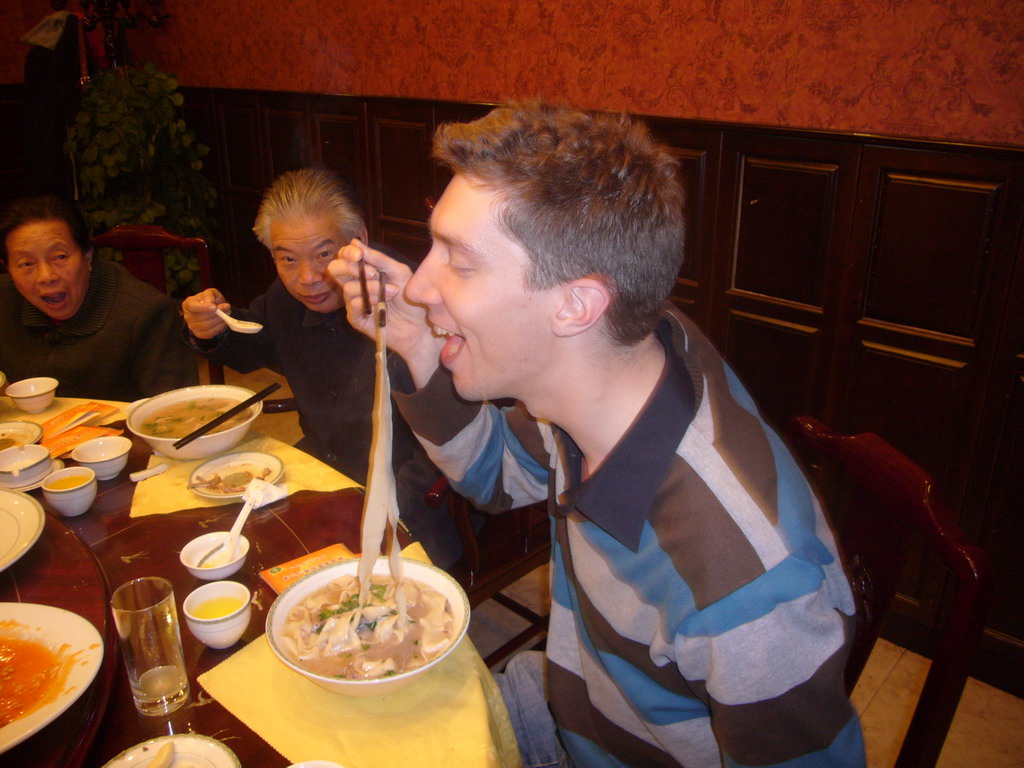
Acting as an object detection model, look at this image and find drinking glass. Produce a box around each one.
[111,576,190,715]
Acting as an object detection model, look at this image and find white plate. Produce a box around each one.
[101,733,241,767]
[0,421,43,450]
[188,451,284,500]
[0,489,45,572]
[0,603,104,754]
[0,459,64,493]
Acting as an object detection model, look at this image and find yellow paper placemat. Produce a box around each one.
[130,432,360,517]
[198,544,522,768]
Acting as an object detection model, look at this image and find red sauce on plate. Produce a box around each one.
[0,636,64,726]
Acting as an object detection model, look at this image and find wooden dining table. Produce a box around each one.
[0,405,403,767]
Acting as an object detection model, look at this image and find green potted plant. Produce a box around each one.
[65,62,217,294]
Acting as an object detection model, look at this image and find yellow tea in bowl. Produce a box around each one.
[192,596,245,620]
[46,475,89,491]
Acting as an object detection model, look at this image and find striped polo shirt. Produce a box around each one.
[397,306,865,768]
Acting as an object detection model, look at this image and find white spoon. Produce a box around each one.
[200,491,259,568]
[215,308,263,334]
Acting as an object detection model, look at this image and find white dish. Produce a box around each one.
[0,603,104,754]
[0,489,45,572]
[3,460,64,493]
[266,557,470,697]
[101,733,241,767]
[0,421,44,450]
[188,451,284,500]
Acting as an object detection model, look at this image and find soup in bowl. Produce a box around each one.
[267,557,469,697]
[127,385,261,460]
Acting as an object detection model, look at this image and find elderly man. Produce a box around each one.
[182,168,460,568]
[332,104,865,767]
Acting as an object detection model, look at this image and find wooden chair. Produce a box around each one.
[426,477,551,667]
[786,416,993,768]
[91,224,224,385]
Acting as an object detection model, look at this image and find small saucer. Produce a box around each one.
[102,733,240,767]
[2,459,63,492]
[0,421,44,449]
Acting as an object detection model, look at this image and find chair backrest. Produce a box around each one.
[786,416,993,768]
[91,224,212,295]
[91,224,223,385]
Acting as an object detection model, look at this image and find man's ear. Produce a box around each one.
[552,276,611,337]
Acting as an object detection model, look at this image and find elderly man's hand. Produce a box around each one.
[182,288,230,339]
[329,240,443,387]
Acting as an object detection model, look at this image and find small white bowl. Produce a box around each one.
[42,466,97,517]
[180,531,250,580]
[71,435,132,480]
[0,443,53,489]
[5,377,58,413]
[266,557,470,697]
[126,384,261,461]
[183,580,252,649]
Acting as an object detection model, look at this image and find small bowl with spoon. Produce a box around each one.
[180,478,285,579]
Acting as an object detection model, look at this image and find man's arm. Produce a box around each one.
[181,288,277,374]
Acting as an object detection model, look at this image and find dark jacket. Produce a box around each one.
[0,256,198,401]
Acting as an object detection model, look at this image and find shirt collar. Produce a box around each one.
[555,317,696,551]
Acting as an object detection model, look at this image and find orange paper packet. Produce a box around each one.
[40,402,120,442]
[259,543,356,594]
[42,425,123,458]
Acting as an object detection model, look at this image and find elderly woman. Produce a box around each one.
[0,195,198,401]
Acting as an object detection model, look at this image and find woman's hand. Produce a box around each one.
[181,288,230,339]
[329,240,443,385]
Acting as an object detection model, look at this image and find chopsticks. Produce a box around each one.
[358,259,373,316]
[358,258,387,328]
[171,382,281,450]
[376,271,387,328]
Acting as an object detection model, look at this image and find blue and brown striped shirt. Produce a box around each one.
[395,306,865,768]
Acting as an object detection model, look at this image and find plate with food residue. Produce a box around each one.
[0,603,104,754]
[101,733,240,768]
[188,451,285,500]
[0,422,43,452]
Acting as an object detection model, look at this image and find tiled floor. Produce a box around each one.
[214,360,1024,766]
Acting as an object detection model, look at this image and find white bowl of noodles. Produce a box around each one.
[126,385,261,460]
[266,557,470,697]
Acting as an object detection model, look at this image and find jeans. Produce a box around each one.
[494,651,574,768]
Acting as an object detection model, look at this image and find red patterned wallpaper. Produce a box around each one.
[6,0,1024,147]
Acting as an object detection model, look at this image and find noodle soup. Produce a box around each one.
[267,557,470,696]
[139,398,251,438]
[280,573,455,680]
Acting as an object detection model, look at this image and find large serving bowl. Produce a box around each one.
[126,385,260,461]
[267,557,470,697]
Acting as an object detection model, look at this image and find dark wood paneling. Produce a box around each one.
[216,92,264,194]
[648,121,721,328]
[261,93,312,181]
[711,134,860,434]
[863,171,1002,338]
[310,96,369,218]
[367,101,435,260]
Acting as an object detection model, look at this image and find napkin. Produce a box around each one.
[198,543,522,768]
[130,432,360,517]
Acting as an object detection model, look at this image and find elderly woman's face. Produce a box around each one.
[5,219,92,321]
